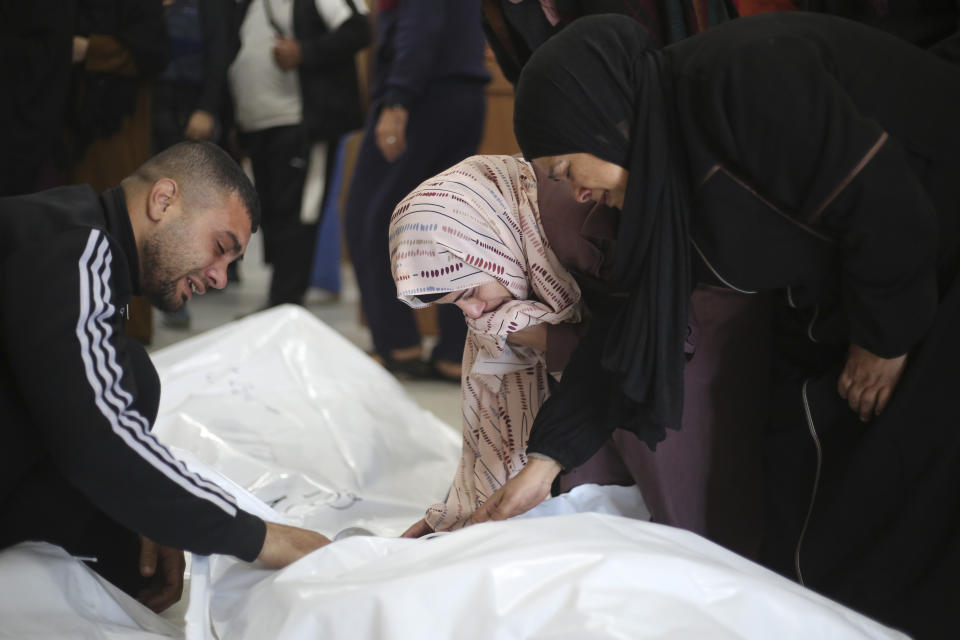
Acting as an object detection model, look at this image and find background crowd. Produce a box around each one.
[3,1,960,638]
[3,0,956,347]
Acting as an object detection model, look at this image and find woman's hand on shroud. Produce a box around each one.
[469,457,561,524]
[838,344,907,422]
[401,518,434,538]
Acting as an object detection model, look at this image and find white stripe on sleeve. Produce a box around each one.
[75,230,239,516]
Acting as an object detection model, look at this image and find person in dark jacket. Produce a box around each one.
[481,0,737,86]
[472,13,960,638]
[153,0,242,329]
[0,0,78,196]
[66,0,172,345]
[343,0,489,381]
[154,0,236,150]
[0,141,330,612]
[229,0,370,309]
[795,0,959,50]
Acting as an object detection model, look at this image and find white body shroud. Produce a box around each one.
[0,307,907,640]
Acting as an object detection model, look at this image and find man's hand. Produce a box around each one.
[375,105,408,162]
[72,36,89,64]
[256,521,331,568]
[838,343,907,422]
[506,324,547,352]
[137,536,185,613]
[470,457,561,524]
[401,518,434,538]
[272,36,302,70]
[184,110,215,140]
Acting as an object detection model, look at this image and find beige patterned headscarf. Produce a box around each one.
[390,155,582,530]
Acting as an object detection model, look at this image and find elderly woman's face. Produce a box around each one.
[435,279,513,319]
[534,153,629,210]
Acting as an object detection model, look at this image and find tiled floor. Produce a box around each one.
[147,232,462,432]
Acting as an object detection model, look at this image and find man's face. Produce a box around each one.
[140,193,251,312]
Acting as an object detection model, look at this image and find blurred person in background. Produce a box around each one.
[0,1,77,197]
[792,0,958,50]
[153,0,239,330]
[229,0,370,312]
[65,0,169,345]
[344,0,489,382]
[481,0,738,86]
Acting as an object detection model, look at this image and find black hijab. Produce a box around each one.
[515,14,691,449]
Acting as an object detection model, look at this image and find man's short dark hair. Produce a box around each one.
[128,140,261,232]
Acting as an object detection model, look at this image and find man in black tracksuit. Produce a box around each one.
[0,141,329,611]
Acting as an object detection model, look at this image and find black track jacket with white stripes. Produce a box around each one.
[0,185,265,560]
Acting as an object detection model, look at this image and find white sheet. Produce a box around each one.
[0,541,181,640]
[0,306,909,640]
[207,512,907,640]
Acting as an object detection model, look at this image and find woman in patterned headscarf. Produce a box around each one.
[388,154,583,533]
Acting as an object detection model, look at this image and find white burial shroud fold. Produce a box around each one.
[0,306,908,640]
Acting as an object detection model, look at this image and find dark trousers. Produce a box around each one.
[344,81,485,362]
[244,126,337,306]
[760,273,960,639]
[0,461,147,597]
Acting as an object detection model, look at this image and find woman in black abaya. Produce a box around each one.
[470,12,960,638]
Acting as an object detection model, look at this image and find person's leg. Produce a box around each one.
[268,218,317,306]
[320,136,341,214]
[245,126,314,306]
[307,138,345,296]
[406,82,487,372]
[345,81,485,368]
[151,83,183,153]
[343,115,429,361]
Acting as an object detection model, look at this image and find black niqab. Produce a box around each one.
[515,14,691,452]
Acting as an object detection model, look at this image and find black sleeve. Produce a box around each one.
[299,7,371,71]
[930,30,960,66]
[381,0,445,108]
[690,36,939,357]
[526,298,621,470]
[1,229,265,560]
